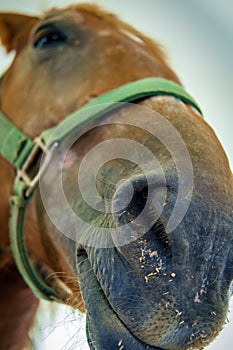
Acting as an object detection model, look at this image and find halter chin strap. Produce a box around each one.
[0,77,202,302]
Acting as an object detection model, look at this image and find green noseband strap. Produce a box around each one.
[0,78,202,302]
[0,78,202,170]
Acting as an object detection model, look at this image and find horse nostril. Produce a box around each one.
[113,175,147,219]
[113,173,167,222]
[111,172,168,247]
[111,172,189,266]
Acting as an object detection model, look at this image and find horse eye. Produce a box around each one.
[33,25,67,49]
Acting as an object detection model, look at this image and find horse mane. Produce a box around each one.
[47,3,168,65]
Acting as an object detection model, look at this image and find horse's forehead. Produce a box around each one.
[42,7,85,23]
[40,6,111,30]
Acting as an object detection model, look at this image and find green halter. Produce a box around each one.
[0,78,202,302]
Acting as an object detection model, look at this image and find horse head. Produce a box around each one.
[0,4,232,350]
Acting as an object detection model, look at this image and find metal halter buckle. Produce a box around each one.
[16,136,57,198]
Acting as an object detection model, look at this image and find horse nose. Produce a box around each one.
[111,171,190,266]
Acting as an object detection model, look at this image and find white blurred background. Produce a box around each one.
[0,1,232,349]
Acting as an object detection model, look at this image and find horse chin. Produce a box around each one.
[77,251,165,350]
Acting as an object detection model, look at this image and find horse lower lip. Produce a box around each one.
[77,252,165,350]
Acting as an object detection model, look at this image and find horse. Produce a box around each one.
[0,3,232,350]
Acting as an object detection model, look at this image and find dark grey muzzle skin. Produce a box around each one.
[75,166,233,350]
